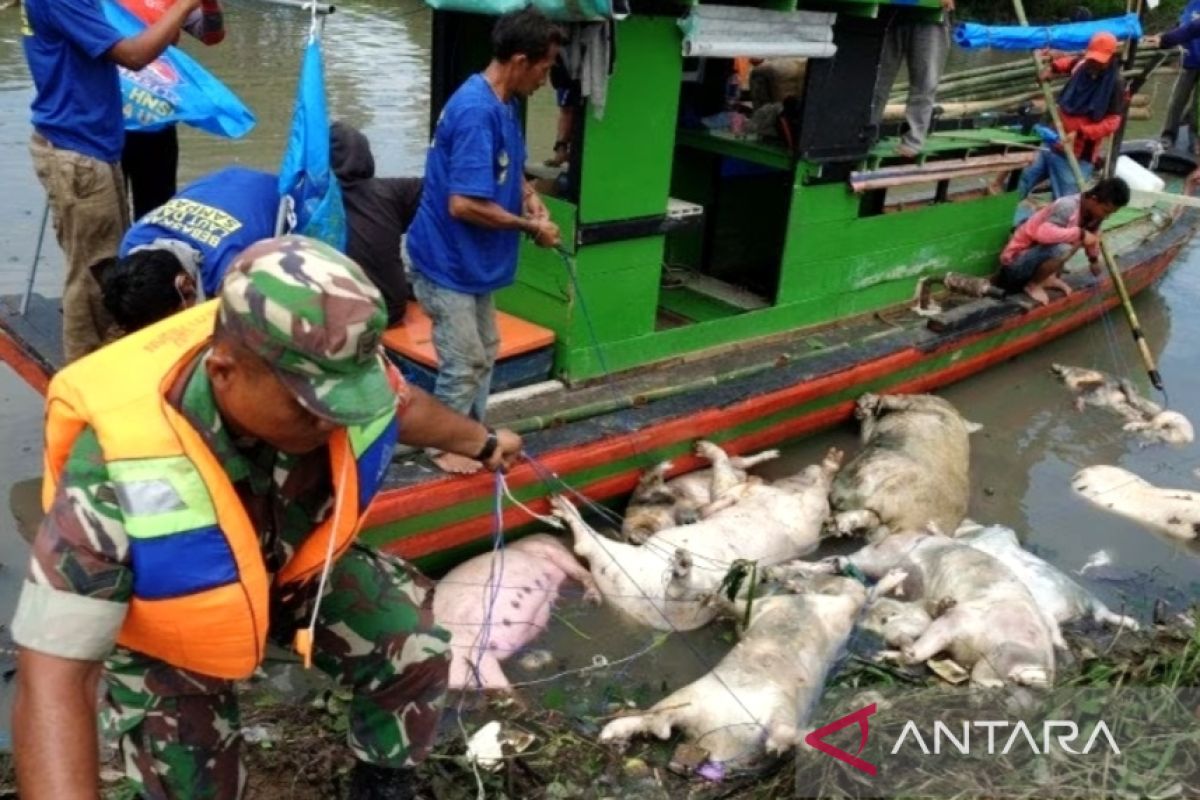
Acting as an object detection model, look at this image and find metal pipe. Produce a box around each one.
[1012,0,1164,391]
[20,200,50,317]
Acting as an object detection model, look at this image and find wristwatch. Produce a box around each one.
[474,427,499,462]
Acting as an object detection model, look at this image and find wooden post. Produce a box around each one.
[1012,0,1164,391]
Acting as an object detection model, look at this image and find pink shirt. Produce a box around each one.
[1001,195,1098,266]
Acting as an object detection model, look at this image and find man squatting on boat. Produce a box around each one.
[96,122,422,333]
[11,235,524,800]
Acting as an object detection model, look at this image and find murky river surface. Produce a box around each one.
[0,0,1198,752]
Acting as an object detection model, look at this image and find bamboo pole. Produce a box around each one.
[1012,0,1164,391]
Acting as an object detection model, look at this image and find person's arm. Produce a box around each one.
[183,0,225,45]
[395,384,522,470]
[10,429,132,798]
[13,652,104,800]
[107,0,202,70]
[522,177,550,222]
[1030,199,1083,245]
[1076,112,1123,143]
[1159,17,1200,50]
[445,118,561,248]
[448,195,561,247]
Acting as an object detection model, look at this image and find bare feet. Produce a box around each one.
[433,452,483,474]
[1024,283,1050,306]
[1044,276,1073,297]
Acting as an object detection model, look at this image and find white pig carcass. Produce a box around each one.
[830,393,975,539]
[953,521,1138,630]
[599,575,867,766]
[551,447,843,631]
[1073,465,1200,540]
[779,532,1058,687]
[622,441,780,543]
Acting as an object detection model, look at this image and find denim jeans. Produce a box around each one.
[410,271,499,422]
[1013,148,1093,226]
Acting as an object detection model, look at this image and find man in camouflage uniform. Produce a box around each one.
[11,236,523,800]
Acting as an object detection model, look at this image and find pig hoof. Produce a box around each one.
[855,393,881,419]
[823,447,845,470]
[583,586,604,607]
[1010,666,1051,687]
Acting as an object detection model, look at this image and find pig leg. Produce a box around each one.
[695,440,746,499]
[630,462,675,505]
[601,706,687,748]
[729,449,780,470]
[1119,379,1163,418]
[455,651,512,691]
[1093,605,1139,631]
[537,539,603,605]
[832,509,881,538]
[901,614,962,664]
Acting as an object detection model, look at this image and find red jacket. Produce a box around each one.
[1050,56,1126,164]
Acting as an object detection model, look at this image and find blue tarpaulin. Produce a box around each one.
[954,14,1142,51]
[102,0,256,137]
[278,35,346,250]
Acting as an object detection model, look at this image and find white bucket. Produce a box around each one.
[1115,155,1164,208]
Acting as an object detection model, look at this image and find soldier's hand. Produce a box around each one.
[483,428,523,472]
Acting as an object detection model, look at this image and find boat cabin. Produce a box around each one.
[391,0,1039,389]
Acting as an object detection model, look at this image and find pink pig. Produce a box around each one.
[433,533,602,690]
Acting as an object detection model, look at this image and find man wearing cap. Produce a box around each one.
[10,235,521,800]
[1014,32,1127,222]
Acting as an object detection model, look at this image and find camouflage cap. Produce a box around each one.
[218,235,393,426]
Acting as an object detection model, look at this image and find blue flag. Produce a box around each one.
[278,35,346,250]
[954,14,1142,51]
[102,0,256,138]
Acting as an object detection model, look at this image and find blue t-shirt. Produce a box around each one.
[120,167,280,297]
[406,74,527,295]
[21,0,124,163]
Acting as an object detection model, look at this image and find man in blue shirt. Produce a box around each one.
[21,0,199,361]
[1144,0,1200,150]
[405,7,563,473]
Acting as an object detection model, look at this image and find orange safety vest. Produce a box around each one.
[42,302,398,679]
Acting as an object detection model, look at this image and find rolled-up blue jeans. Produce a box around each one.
[1014,148,1093,226]
[410,271,499,423]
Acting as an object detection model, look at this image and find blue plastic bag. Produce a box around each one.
[278,36,347,251]
[102,0,256,137]
[954,14,1142,51]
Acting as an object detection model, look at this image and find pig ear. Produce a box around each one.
[964,421,984,434]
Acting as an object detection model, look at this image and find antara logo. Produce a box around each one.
[804,704,1123,776]
[804,703,878,776]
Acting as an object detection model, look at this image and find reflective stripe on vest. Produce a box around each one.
[41,301,401,678]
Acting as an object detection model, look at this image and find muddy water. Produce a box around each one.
[0,0,1198,753]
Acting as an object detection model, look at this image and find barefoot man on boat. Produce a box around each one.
[995,176,1129,305]
[10,236,521,800]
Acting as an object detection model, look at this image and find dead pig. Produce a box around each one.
[1052,364,1193,445]
[830,393,976,539]
[953,522,1138,630]
[1073,465,1200,540]
[551,448,843,632]
[433,534,601,690]
[599,575,867,766]
[781,532,1058,686]
[622,441,780,543]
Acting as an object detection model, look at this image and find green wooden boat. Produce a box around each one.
[3,0,1197,570]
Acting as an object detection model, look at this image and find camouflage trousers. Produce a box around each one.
[100,545,451,800]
